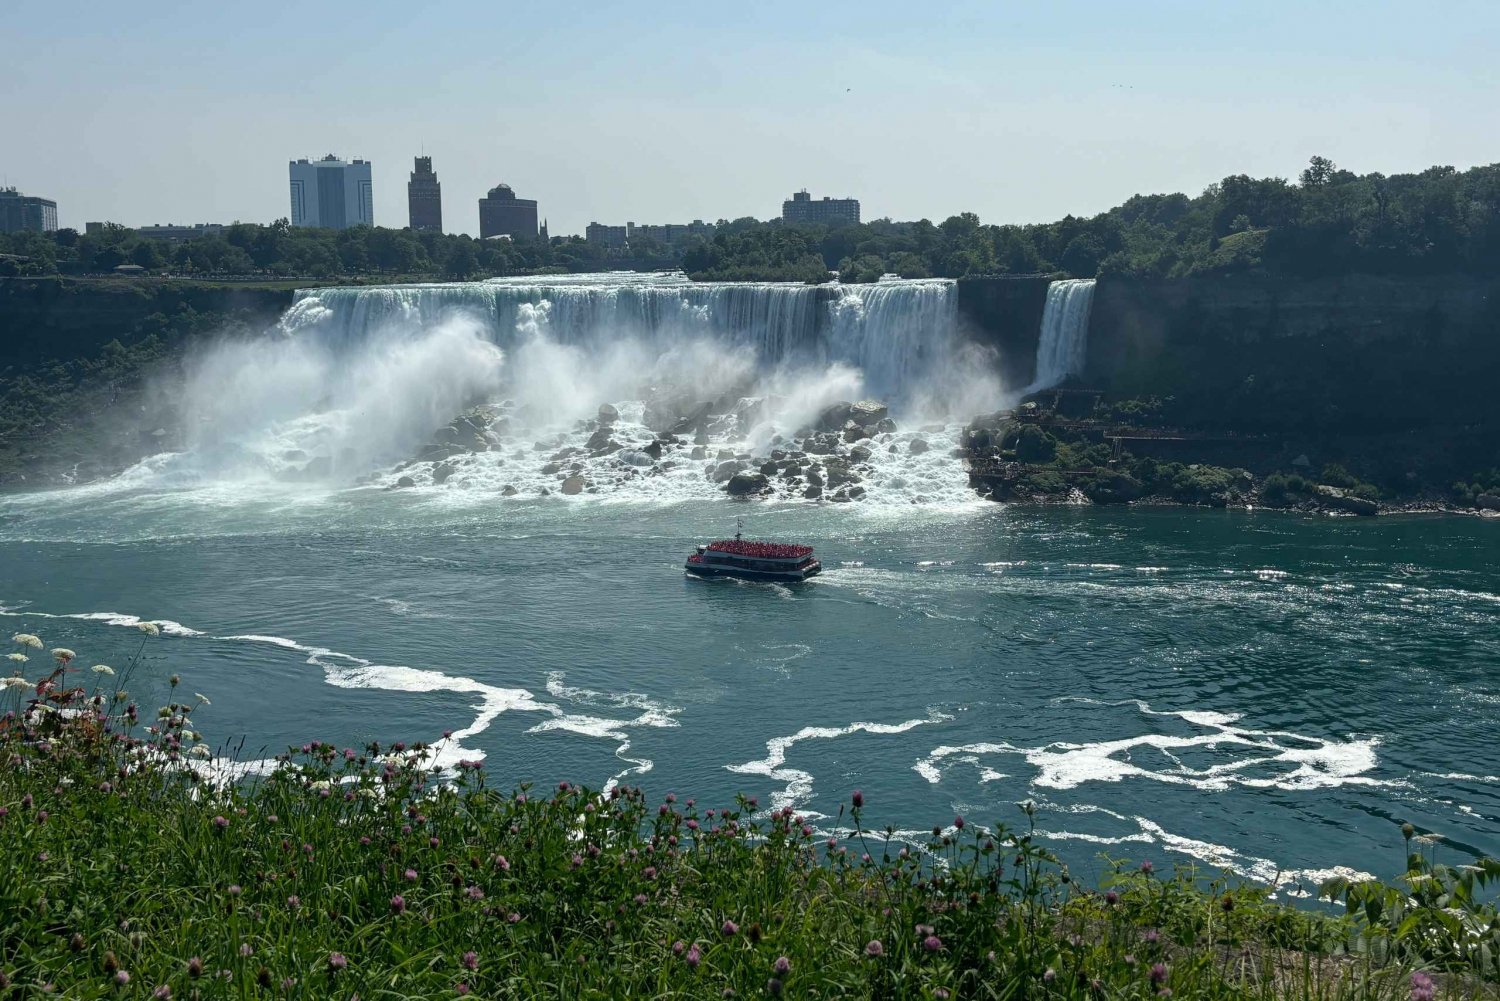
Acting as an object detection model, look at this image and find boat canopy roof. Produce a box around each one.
[706,539,814,559]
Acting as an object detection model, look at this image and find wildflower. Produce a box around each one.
[137,622,161,636]
[190,745,211,759]
[11,633,42,649]
[1140,860,1154,874]
[721,920,739,936]
[852,789,864,808]
[1044,968,1056,983]
[953,815,965,830]
[1104,891,1119,905]
[455,985,470,996]
[328,953,348,973]
[507,912,521,924]
[634,893,648,905]
[467,885,484,900]
[935,991,950,1000]
[188,957,204,978]
[195,693,212,705]
[213,815,229,830]
[1411,972,1435,1001]
[114,971,130,987]
[92,664,115,676]
[923,935,944,952]
[104,952,120,973]
[405,868,419,882]
[287,895,301,910]
[686,944,702,969]
[239,944,253,957]
[1144,929,1160,944]
[227,884,242,896]
[672,941,685,956]
[1150,963,1168,985]
[153,987,171,999]
[774,956,791,975]
[865,940,884,957]
[6,653,26,663]
[51,648,76,663]
[1,676,28,688]
[462,951,478,971]
[390,894,407,914]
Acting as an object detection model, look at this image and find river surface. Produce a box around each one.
[2,490,1496,893]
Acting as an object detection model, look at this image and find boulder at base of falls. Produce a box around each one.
[586,427,614,451]
[805,469,825,488]
[1477,493,1500,511]
[908,438,930,455]
[643,440,664,460]
[501,485,518,497]
[1313,484,1378,516]
[846,485,866,501]
[760,461,779,476]
[561,475,586,495]
[725,472,770,496]
[803,484,823,500]
[849,400,889,426]
[712,460,747,483]
[843,423,873,443]
[690,445,707,461]
[395,475,416,488]
[432,463,456,485]
[816,401,854,431]
[825,463,859,488]
[873,417,898,434]
[598,403,619,424]
[848,445,872,463]
[541,461,564,475]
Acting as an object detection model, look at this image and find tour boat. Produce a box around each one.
[685,529,822,582]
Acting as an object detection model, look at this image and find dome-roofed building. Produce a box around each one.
[478,183,538,239]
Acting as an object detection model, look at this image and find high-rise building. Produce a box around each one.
[288,155,373,229]
[781,189,860,227]
[0,187,59,233]
[407,156,442,232]
[478,184,538,240]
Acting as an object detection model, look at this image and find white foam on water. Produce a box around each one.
[728,709,954,816]
[913,699,1388,794]
[2,599,678,783]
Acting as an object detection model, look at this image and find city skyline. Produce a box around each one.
[5,1,1499,235]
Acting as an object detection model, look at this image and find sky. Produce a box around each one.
[5,0,1498,237]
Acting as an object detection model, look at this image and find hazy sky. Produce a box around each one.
[6,0,1497,236]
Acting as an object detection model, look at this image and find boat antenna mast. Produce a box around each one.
[735,516,743,541]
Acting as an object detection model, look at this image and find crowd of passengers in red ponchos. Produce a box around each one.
[706,540,814,559]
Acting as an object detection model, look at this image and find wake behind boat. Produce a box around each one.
[685,530,822,582]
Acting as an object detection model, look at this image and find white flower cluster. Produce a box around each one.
[11,633,43,649]
[2,677,32,690]
[137,622,161,637]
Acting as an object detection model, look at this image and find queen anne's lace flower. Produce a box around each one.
[92,665,115,676]
[11,633,43,649]
[51,648,76,663]
[2,677,31,690]
[7,653,28,662]
[137,622,161,637]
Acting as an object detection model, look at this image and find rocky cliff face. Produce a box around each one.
[1085,274,1500,432]
[0,278,294,368]
[954,276,1053,391]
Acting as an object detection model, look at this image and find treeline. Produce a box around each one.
[684,157,1500,281]
[4,157,1497,283]
[0,221,670,281]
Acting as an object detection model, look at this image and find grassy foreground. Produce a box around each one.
[2,635,1499,999]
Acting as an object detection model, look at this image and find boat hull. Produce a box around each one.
[685,561,822,582]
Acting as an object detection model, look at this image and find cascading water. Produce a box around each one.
[128,272,996,507]
[1028,278,1096,392]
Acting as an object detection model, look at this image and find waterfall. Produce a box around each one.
[283,273,968,407]
[1028,278,1096,392]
